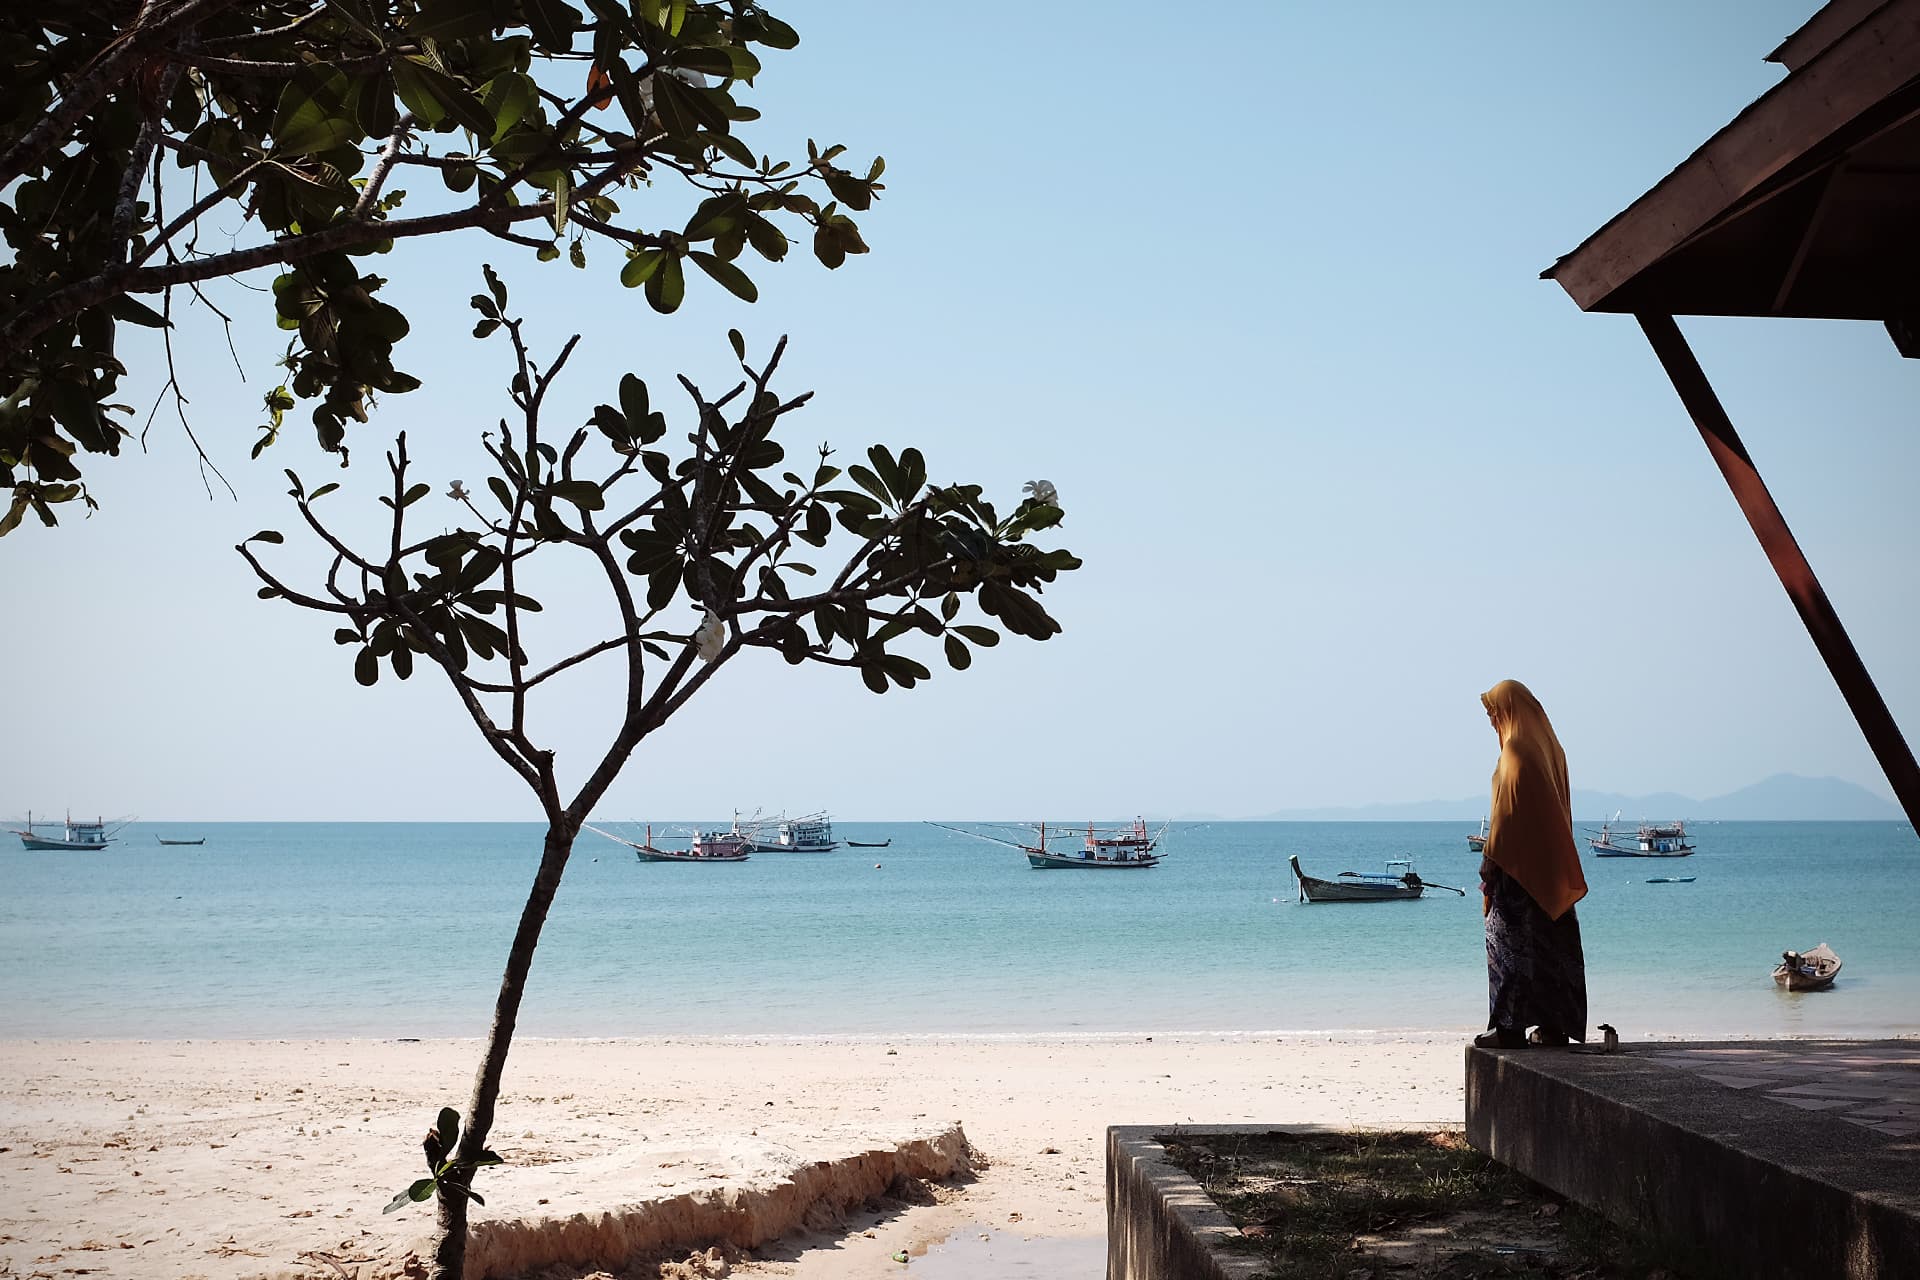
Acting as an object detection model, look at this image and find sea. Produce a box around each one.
[2,820,1916,1041]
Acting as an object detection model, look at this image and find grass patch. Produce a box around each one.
[1157,1130,1697,1279]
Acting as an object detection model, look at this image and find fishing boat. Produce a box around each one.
[10,811,129,851]
[1290,854,1465,902]
[1773,942,1842,992]
[690,824,753,859]
[1645,875,1695,884]
[1026,819,1164,868]
[157,836,207,846]
[846,839,891,848]
[925,818,1168,868]
[1587,816,1695,858]
[1466,816,1489,853]
[585,823,750,863]
[747,812,839,852]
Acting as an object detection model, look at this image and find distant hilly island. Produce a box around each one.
[1242,773,1901,822]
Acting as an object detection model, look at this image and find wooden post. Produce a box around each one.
[1637,312,1920,835]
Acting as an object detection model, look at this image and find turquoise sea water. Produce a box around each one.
[2,821,1915,1040]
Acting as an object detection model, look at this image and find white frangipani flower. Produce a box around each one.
[447,480,470,501]
[1022,479,1059,506]
[693,610,726,662]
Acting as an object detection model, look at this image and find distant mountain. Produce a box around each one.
[1694,773,1902,821]
[1251,773,1899,822]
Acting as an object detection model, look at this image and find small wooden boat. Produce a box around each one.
[1645,875,1694,884]
[1290,855,1464,902]
[1466,816,1488,853]
[157,837,207,846]
[1774,942,1842,992]
[847,839,891,848]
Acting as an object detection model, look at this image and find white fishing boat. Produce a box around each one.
[927,818,1169,869]
[11,811,131,851]
[585,823,750,863]
[746,811,839,852]
[1466,816,1489,853]
[1587,815,1695,858]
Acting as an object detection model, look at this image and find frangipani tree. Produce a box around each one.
[0,0,879,531]
[238,272,1079,1277]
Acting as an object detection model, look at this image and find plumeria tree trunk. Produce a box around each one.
[433,815,574,1278]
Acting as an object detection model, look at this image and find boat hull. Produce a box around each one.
[635,848,748,863]
[1465,836,1486,852]
[1774,965,1840,992]
[1289,855,1422,902]
[19,836,109,851]
[1026,851,1158,869]
[1591,843,1694,858]
[748,841,839,853]
[1773,944,1841,992]
[846,840,890,848]
[157,838,206,846]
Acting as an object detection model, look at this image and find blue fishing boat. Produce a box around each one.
[11,812,126,851]
[1588,817,1695,858]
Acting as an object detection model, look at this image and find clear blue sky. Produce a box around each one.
[7,1,1916,821]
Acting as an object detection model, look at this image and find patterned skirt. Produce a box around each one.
[1484,864,1588,1042]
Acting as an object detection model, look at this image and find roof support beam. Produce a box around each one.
[1636,312,1920,834]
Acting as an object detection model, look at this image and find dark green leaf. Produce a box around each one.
[385,1178,436,1214]
[620,248,665,288]
[548,479,605,511]
[644,251,685,313]
[689,251,757,302]
[109,295,170,328]
[944,635,971,671]
[521,0,580,53]
[354,647,379,686]
[844,465,889,506]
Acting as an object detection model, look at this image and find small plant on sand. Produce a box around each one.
[242,274,1077,1276]
[385,1107,502,1216]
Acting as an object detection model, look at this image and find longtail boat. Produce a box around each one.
[1289,855,1466,903]
[1774,942,1842,992]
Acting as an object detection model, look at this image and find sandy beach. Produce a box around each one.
[0,1033,1468,1278]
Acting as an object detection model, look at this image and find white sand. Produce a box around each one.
[0,1033,1469,1279]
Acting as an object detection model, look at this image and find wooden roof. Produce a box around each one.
[1546,0,1920,321]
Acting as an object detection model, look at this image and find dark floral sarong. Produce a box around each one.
[1484,863,1587,1042]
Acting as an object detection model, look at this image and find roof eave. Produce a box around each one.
[1546,0,1920,313]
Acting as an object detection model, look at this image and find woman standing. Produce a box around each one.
[1474,679,1588,1049]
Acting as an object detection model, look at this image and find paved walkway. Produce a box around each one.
[1645,1041,1920,1138]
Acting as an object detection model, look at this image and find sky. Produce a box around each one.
[6,1,1918,822]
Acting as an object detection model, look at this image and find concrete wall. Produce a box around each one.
[1104,1125,1284,1280]
[1465,1045,1920,1280]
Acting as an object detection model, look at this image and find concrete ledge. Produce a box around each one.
[1106,1125,1282,1280]
[1465,1041,1920,1280]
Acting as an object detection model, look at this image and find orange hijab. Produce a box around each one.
[1481,680,1586,920]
